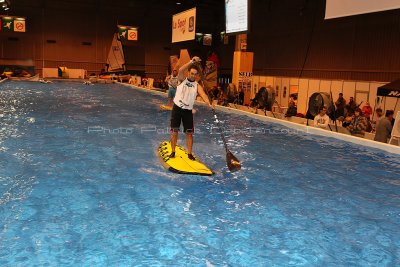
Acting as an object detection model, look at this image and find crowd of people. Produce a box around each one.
[312,93,396,143]
[131,69,397,145]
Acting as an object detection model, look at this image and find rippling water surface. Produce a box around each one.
[0,81,399,266]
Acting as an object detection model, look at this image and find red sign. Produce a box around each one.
[15,22,24,30]
[129,32,136,39]
[127,29,138,41]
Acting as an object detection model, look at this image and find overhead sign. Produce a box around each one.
[14,20,26,32]
[118,25,138,41]
[1,17,13,31]
[0,16,26,32]
[127,29,138,41]
[172,8,196,43]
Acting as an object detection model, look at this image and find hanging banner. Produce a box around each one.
[203,52,220,90]
[203,34,212,46]
[195,33,203,44]
[220,32,229,45]
[172,8,196,43]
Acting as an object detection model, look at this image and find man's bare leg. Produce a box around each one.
[186,132,196,160]
[186,132,193,154]
[170,130,178,157]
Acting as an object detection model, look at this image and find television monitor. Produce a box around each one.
[225,0,249,34]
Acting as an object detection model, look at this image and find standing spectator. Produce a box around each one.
[371,108,384,132]
[347,107,368,136]
[335,93,346,118]
[374,110,394,143]
[375,108,384,122]
[346,97,357,115]
[313,106,330,129]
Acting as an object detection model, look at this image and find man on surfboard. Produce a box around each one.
[169,56,213,160]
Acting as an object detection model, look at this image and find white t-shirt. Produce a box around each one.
[173,78,198,110]
[314,114,330,128]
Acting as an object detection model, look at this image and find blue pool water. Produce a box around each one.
[0,81,399,266]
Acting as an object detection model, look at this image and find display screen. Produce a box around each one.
[225,0,248,34]
[325,0,400,19]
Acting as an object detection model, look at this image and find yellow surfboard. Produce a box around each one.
[158,141,214,176]
[160,105,173,111]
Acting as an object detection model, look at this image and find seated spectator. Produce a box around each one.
[218,92,228,106]
[129,75,139,86]
[142,77,148,87]
[238,89,244,105]
[374,110,394,143]
[346,108,368,136]
[341,112,353,127]
[212,86,220,100]
[207,87,215,99]
[362,102,373,120]
[313,106,330,129]
[285,99,297,117]
[226,83,238,103]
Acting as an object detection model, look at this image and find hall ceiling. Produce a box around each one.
[11,0,225,32]
[12,0,223,12]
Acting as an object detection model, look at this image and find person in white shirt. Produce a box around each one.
[169,57,213,160]
[165,69,179,106]
[313,106,330,129]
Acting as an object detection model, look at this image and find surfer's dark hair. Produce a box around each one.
[188,64,199,73]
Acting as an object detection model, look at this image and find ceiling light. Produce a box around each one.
[0,0,5,3]
[176,2,181,5]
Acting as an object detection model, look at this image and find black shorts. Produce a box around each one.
[170,104,194,133]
